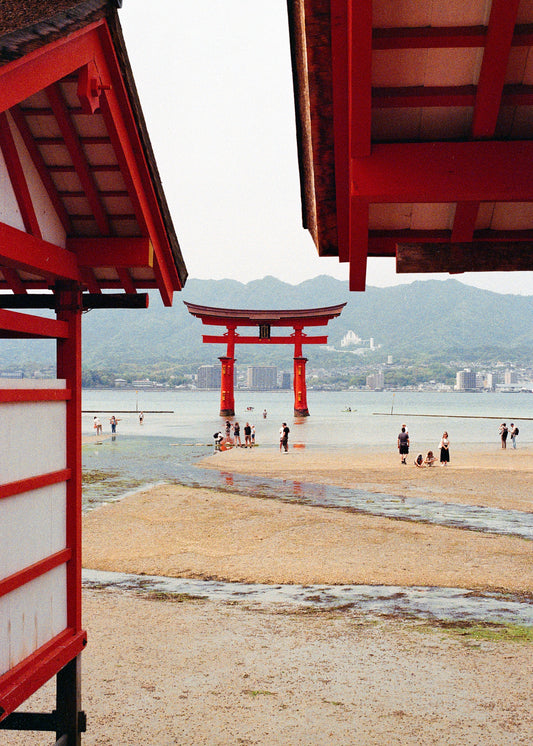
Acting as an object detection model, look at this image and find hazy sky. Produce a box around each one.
[119,0,532,295]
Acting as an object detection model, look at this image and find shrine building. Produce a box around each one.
[0,1,186,743]
[288,0,533,289]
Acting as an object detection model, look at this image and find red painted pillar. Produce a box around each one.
[219,356,235,417]
[293,356,309,417]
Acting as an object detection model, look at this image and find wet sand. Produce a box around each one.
[82,446,533,592]
[2,589,532,746]
[5,446,532,744]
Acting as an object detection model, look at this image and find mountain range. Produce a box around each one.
[1,277,532,371]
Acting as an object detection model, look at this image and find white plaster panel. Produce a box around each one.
[0,566,67,676]
[0,483,66,580]
[0,401,66,483]
[491,202,533,230]
[0,146,25,231]
[7,112,67,248]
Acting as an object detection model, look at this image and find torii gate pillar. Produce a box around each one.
[293,356,309,417]
[219,355,235,417]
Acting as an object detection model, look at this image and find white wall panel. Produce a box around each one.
[0,483,66,579]
[0,380,67,485]
[0,566,67,676]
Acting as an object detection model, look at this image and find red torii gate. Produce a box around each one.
[185,302,346,417]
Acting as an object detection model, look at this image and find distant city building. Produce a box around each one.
[114,378,128,387]
[484,373,495,391]
[247,366,278,390]
[340,330,362,347]
[369,337,375,350]
[366,371,384,389]
[197,365,221,389]
[387,355,393,365]
[504,369,518,385]
[455,369,477,391]
[279,371,291,389]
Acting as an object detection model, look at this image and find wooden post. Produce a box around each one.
[219,356,235,417]
[55,283,85,746]
[293,356,309,417]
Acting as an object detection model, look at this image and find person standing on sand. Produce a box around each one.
[397,427,409,464]
[280,422,290,453]
[510,423,519,449]
[243,422,252,448]
[94,416,102,435]
[139,411,144,425]
[499,423,508,449]
[233,421,241,447]
[439,431,450,466]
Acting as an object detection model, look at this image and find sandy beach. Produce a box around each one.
[3,445,532,744]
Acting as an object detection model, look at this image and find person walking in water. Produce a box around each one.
[397,426,409,464]
[439,431,450,466]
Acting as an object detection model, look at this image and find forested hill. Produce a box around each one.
[1,277,532,369]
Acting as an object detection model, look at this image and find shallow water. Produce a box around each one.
[82,569,533,626]
[83,435,533,540]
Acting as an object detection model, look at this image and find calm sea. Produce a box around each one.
[82,388,532,449]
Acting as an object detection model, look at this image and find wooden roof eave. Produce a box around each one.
[287,0,339,259]
[184,301,346,327]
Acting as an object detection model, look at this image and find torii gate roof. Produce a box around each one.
[0,0,187,306]
[184,301,346,327]
[288,0,533,290]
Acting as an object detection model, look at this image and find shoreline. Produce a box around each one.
[82,446,532,593]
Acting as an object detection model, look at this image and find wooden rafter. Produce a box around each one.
[472,0,521,138]
[45,82,110,235]
[10,105,72,234]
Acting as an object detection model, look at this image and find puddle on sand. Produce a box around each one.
[83,437,533,540]
[82,569,533,626]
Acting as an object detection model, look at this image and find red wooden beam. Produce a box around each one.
[372,85,476,109]
[372,25,487,50]
[116,268,137,294]
[0,387,69,402]
[350,0,372,158]
[202,335,328,345]
[0,629,86,723]
[9,106,72,234]
[0,469,70,501]
[0,23,103,114]
[349,199,369,291]
[0,221,81,282]
[372,84,533,109]
[330,0,351,261]
[0,549,71,599]
[351,141,533,202]
[0,310,69,340]
[0,113,42,238]
[66,237,153,268]
[472,0,520,138]
[1,267,26,295]
[451,202,479,243]
[56,285,83,633]
[46,83,110,235]
[93,24,181,304]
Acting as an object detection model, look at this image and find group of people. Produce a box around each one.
[214,420,255,450]
[398,423,450,467]
[499,422,519,449]
[92,415,121,436]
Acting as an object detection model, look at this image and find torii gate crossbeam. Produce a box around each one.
[184,302,346,417]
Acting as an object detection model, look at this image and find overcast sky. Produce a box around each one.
[119,0,532,295]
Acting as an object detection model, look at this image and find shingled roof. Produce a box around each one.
[0,0,186,303]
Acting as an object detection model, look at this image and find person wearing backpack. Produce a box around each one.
[510,423,519,449]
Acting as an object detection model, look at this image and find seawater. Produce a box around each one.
[83,388,533,450]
